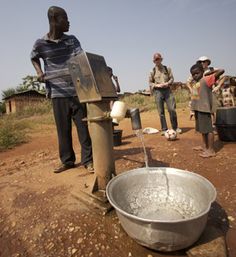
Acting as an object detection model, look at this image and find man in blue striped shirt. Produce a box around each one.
[31,6,93,173]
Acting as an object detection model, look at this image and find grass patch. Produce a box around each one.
[0,117,29,150]
[15,99,53,118]
[174,88,190,105]
[120,89,190,111]
[0,90,190,150]
[121,94,156,111]
[10,100,55,130]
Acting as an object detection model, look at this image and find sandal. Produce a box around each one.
[84,162,94,173]
[193,146,204,151]
[199,152,216,158]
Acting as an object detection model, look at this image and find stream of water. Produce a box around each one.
[135,129,170,201]
[130,129,198,220]
[135,129,149,168]
[163,170,170,201]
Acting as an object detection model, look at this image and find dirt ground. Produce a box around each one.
[0,109,235,257]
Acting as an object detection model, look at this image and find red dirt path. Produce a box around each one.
[0,109,235,257]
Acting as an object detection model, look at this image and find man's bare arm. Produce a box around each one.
[31,58,45,82]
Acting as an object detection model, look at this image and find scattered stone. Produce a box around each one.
[69,227,75,232]
[50,222,58,229]
[71,248,77,255]
[77,238,83,244]
[100,233,106,240]
[187,226,227,257]
[11,254,20,257]
[67,247,72,255]
[0,161,6,166]
[38,151,47,158]
[228,216,235,222]
[46,242,54,250]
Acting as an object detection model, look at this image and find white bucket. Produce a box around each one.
[110,101,127,122]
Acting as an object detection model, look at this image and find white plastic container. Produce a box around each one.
[110,101,127,123]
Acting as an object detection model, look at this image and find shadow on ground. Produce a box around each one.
[114,147,169,167]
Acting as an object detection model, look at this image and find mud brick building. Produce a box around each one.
[4,90,46,114]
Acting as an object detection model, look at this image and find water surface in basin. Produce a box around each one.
[125,186,199,221]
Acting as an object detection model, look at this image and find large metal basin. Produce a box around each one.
[106,167,216,251]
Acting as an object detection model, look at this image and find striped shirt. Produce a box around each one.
[31,34,82,98]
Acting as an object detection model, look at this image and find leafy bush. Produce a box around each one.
[0,102,6,114]
[0,99,54,150]
[121,94,156,111]
[0,118,28,150]
[1,88,16,99]
[174,88,190,105]
[120,88,190,111]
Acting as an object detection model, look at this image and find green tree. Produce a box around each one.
[0,102,6,114]
[18,75,44,92]
[16,84,29,93]
[1,88,16,99]
[1,75,46,100]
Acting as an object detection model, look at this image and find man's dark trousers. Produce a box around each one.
[52,97,93,166]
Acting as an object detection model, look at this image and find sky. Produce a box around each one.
[0,0,235,99]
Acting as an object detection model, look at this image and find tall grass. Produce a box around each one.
[121,94,156,111]
[15,99,53,117]
[121,88,190,111]
[174,88,190,108]
[0,117,29,150]
[0,89,190,150]
[0,100,54,150]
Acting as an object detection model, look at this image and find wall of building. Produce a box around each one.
[5,99,16,114]
[5,96,45,114]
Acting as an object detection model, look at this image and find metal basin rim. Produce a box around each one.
[106,167,217,224]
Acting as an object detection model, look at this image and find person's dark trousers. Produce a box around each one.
[52,97,93,166]
[154,88,178,131]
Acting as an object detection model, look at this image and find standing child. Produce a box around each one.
[190,63,224,158]
[186,56,215,120]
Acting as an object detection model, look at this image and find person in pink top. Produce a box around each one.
[190,63,224,158]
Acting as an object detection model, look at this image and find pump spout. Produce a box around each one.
[110,102,142,130]
[129,108,142,130]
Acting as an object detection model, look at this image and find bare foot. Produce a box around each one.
[193,146,205,151]
[199,151,216,158]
